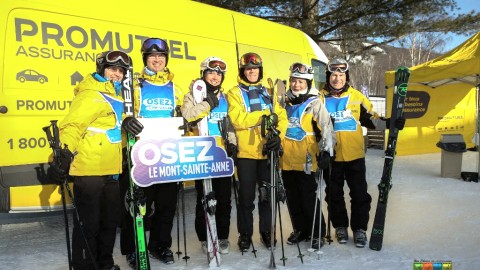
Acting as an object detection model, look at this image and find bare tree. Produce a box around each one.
[396,32,447,66]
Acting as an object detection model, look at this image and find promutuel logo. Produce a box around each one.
[14,17,196,61]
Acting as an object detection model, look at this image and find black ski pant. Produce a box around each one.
[194,177,232,241]
[283,170,326,238]
[324,158,372,231]
[147,182,178,250]
[236,158,271,237]
[71,176,121,270]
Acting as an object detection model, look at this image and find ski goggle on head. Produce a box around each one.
[104,51,131,66]
[142,38,169,54]
[239,53,262,67]
[327,58,349,73]
[207,60,227,72]
[290,63,314,74]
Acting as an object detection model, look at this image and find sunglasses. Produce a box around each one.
[142,38,169,53]
[290,63,313,74]
[328,64,348,73]
[240,53,262,66]
[207,60,227,72]
[105,51,131,66]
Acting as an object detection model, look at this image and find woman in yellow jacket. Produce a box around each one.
[48,50,142,270]
[281,63,335,250]
[181,56,236,255]
[226,52,287,251]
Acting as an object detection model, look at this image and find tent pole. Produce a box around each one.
[476,81,479,175]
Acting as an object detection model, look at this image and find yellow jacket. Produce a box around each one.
[59,74,124,176]
[280,88,335,172]
[226,76,287,160]
[320,86,377,162]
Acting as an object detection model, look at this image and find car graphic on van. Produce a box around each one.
[16,69,48,84]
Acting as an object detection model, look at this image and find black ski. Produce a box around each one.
[122,66,150,269]
[369,66,410,251]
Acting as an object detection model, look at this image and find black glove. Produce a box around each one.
[316,151,331,170]
[385,117,406,130]
[122,116,144,136]
[47,148,74,184]
[266,135,281,151]
[226,142,238,160]
[204,93,219,109]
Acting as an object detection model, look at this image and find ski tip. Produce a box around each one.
[396,66,411,73]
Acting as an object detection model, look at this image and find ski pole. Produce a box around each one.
[180,182,190,264]
[44,124,73,270]
[276,199,286,266]
[268,150,277,269]
[325,164,333,245]
[274,159,304,264]
[175,182,182,259]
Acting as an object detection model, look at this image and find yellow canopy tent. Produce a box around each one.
[385,32,479,159]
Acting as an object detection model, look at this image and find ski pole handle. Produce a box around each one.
[51,120,61,149]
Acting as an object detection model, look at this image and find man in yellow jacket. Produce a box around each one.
[226,52,287,251]
[320,57,379,249]
[48,50,143,270]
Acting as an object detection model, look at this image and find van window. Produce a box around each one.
[311,59,326,90]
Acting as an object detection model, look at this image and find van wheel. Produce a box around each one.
[18,77,26,83]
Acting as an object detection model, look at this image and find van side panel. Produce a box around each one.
[0,0,327,212]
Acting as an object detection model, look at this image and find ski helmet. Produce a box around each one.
[326,57,350,82]
[289,63,314,80]
[96,50,131,76]
[200,56,227,75]
[141,38,169,66]
[239,52,263,82]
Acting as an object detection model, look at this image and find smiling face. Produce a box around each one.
[204,70,223,87]
[103,66,125,82]
[146,52,167,72]
[243,67,259,83]
[329,69,347,90]
[289,77,308,92]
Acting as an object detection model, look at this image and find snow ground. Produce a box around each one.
[1,149,479,270]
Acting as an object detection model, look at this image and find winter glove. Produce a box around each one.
[226,142,238,161]
[316,151,331,170]
[265,135,281,151]
[384,117,406,130]
[47,148,74,184]
[122,116,144,136]
[204,93,219,109]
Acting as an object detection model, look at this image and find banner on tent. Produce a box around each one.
[387,85,476,155]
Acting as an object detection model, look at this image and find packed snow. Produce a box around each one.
[1,149,479,270]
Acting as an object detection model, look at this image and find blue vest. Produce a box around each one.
[285,97,316,141]
[138,80,175,118]
[99,93,123,143]
[325,95,357,132]
[207,93,228,137]
[239,86,272,112]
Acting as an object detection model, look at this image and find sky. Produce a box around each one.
[0,149,479,270]
[442,0,479,52]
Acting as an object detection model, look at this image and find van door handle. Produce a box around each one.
[0,106,7,114]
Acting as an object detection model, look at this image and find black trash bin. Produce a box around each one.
[436,134,466,179]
